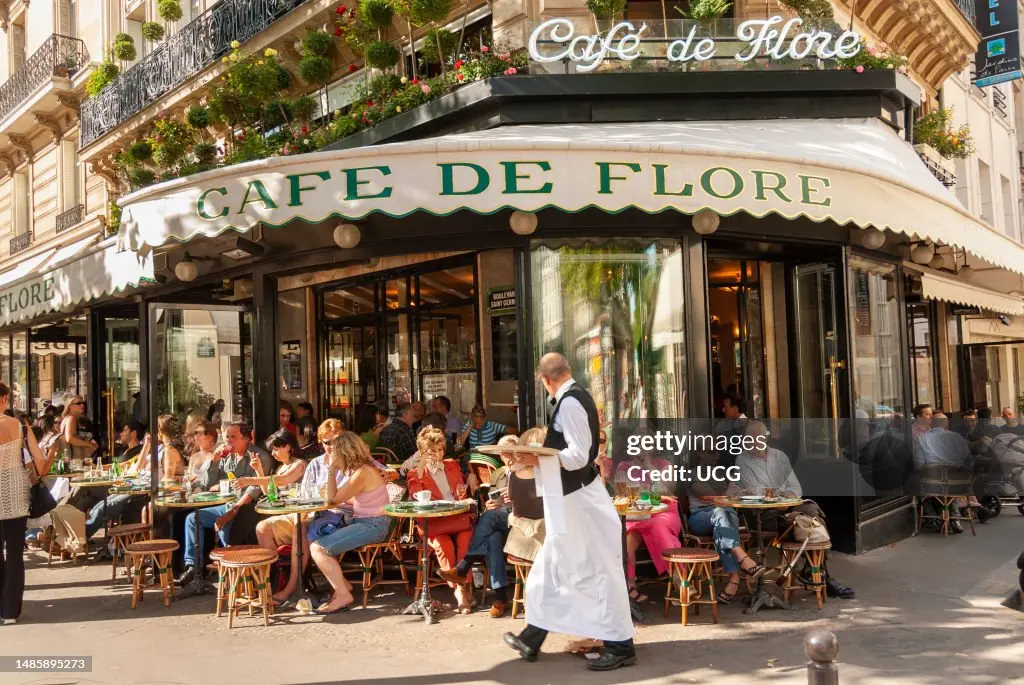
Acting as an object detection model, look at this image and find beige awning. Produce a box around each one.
[918,270,1024,315]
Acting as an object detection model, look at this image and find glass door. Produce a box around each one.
[959,341,1024,416]
[793,263,845,459]
[325,320,378,427]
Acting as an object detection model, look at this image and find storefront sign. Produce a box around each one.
[0,277,57,319]
[974,0,1022,87]
[422,375,449,397]
[527,16,862,72]
[487,286,516,314]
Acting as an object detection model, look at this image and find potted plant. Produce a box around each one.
[913,106,974,179]
[142,21,166,42]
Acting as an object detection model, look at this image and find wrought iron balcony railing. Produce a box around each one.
[952,0,975,24]
[80,0,306,148]
[9,232,32,256]
[56,203,85,233]
[0,34,89,126]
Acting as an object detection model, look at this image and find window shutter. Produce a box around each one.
[13,172,29,237]
[58,0,71,36]
[61,140,79,210]
[10,25,26,71]
[0,179,12,238]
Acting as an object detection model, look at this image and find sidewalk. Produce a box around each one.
[1,513,1022,685]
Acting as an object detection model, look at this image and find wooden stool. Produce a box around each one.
[109,523,152,583]
[125,539,179,609]
[219,548,277,628]
[210,545,264,618]
[780,541,832,609]
[508,555,532,619]
[662,547,719,626]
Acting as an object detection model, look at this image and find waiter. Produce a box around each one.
[503,353,635,671]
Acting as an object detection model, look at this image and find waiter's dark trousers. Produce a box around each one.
[519,624,636,656]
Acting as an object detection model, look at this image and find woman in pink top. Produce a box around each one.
[615,452,682,603]
[309,432,390,614]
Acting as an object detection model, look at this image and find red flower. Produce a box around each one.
[302,126,308,133]
[457,73,464,81]
[335,27,342,36]
[367,100,373,107]
[336,5,345,13]
[411,78,419,84]
[348,63,358,73]
[361,117,369,124]
[454,59,464,70]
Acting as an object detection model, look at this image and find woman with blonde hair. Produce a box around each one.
[136,414,184,482]
[408,425,475,612]
[308,432,390,614]
[61,396,97,463]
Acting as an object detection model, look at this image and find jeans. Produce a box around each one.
[465,508,510,589]
[85,494,133,539]
[313,516,390,556]
[0,517,27,620]
[688,507,742,573]
[183,504,233,567]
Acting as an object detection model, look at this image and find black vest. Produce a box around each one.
[543,383,601,496]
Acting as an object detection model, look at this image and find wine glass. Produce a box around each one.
[455,483,468,502]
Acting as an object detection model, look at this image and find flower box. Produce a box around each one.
[914,143,957,187]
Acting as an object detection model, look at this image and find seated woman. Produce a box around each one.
[250,431,308,561]
[502,427,547,563]
[407,425,475,613]
[185,421,218,490]
[614,451,683,603]
[308,432,390,614]
[688,449,766,604]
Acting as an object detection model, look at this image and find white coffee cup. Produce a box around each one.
[219,479,230,496]
[413,490,431,504]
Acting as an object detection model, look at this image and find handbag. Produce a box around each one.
[790,513,830,544]
[26,425,57,519]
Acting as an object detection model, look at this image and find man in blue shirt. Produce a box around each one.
[459,406,512,450]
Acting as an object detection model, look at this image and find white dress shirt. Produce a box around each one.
[551,378,593,471]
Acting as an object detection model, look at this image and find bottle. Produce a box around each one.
[58,446,68,475]
[267,474,279,503]
[513,382,519,407]
[111,457,120,478]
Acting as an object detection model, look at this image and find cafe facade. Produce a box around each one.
[4,18,1024,554]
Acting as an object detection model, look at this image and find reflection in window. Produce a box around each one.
[12,332,27,414]
[0,335,9,387]
[907,302,937,407]
[152,308,253,434]
[848,257,904,422]
[106,319,140,430]
[531,241,687,431]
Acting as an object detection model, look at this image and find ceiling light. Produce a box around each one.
[174,254,199,282]
[860,227,885,250]
[220,236,264,260]
[692,209,720,235]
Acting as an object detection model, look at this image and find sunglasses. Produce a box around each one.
[72,401,85,406]
[192,431,208,437]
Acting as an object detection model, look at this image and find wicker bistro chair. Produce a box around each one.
[779,539,832,609]
[917,465,977,537]
[508,554,533,619]
[352,482,411,608]
[210,545,265,618]
[108,522,153,583]
[218,547,278,628]
[124,539,179,609]
[371,447,400,467]
[661,542,719,626]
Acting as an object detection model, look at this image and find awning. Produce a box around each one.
[118,118,1024,276]
[0,237,155,328]
[0,248,56,287]
[918,270,1024,316]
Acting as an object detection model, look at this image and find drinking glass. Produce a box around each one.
[455,484,468,501]
[626,483,641,502]
[614,481,628,499]
[639,490,651,503]
[288,483,299,500]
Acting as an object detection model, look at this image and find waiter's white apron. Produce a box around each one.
[524,478,634,642]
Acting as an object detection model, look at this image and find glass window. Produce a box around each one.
[106,318,141,429]
[419,305,476,373]
[152,307,253,435]
[278,289,309,410]
[907,302,937,407]
[11,331,26,414]
[531,241,687,430]
[848,257,904,421]
[30,340,79,411]
[418,265,475,307]
[0,335,9,387]
[385,278,409,310]
[323,283,375,319]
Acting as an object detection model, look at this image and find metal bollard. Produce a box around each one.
[804,629,839,685]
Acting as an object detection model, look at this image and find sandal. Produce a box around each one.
[717,579,740,604]
[739,555,767,581]
[628,586,649,604]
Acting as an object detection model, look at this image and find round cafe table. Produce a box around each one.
[69,476,124,562]
[710,496,806,615]
[615,502,669,624]
[382,502,470,624]
[254,500,330,610]
[153,493,237,598]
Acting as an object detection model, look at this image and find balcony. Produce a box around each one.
[80,0,307,148]
[9,232,31,256]
[56,204,85,233]
[0,34,89,127]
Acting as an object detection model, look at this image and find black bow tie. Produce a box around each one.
[548,397,557,408]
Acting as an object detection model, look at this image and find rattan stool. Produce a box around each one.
[508,555,532,619]
[210,545,264,618]
[125,539,179,609]
[780,540,832,609]
[218,547,277,627]
[662,547,719,626]
[109,523,152,583]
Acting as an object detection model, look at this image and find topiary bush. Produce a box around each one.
[112,33,137,61]
[411,0,451,25]
[158,0,183,22]
[186,105,210,129]
[193,142,217,164]
[275,64,292,90]
[127,140,153,162]
[289,95,317,122]
[142,21,165,41]
[299,55,333,84]
[86,61,120,96]
[128,167,156,187]
[369,72,402,97]
[365,40,399,70]
[360,0,394,29]
[302,30,334,57]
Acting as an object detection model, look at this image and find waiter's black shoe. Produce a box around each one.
[825,576,855,599]
[586,652,637,671]
[503,632,539,662]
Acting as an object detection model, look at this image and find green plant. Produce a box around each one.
[127,140,153,162]
[193,141,217,164]
[289,95,317,122]
[128,166,157,186]
[158,0,183,21]
[208,47,288,127]
[778,0,833,19]
[419,28,458,67]
[914,107,975,159]
[299,55,334,84]
[679,0,731,21]
[369,72,403,97]
[585,0,626,21]
[365,40,400,70]
[106,201,123,236]
[112,33,137,61]
[262,100,289,128]
[186,105,210,129]
[275,64,292,90]
[142,21,165,41]
[836,39,908,71]
[224,129,272,165]
[86,60,120,96]
[360,0,395,29]
[302,29,335,57]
